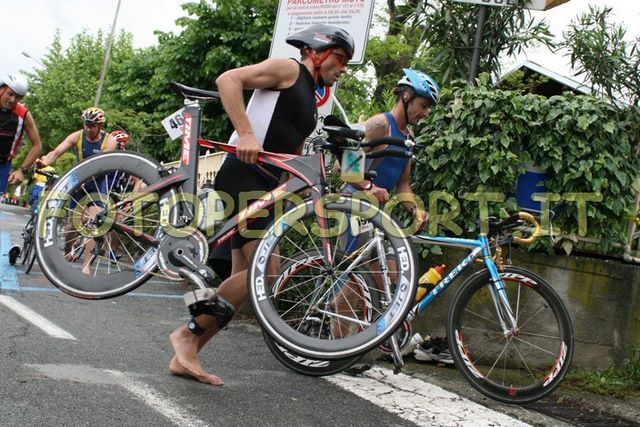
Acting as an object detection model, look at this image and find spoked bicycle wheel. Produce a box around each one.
[249,196,418,360]
[262,249,375,376]
[21,216,35,265]
[35,152,168,299]
[447,266,574,404]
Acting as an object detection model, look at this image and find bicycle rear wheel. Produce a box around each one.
[263,249,375,376]
[35,152,168,299]
[447,266,574,404]
[249,196,417,360]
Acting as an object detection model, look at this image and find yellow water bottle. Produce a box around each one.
[415,264,446,301]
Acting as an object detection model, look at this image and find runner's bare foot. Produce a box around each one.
[169,327,224,386]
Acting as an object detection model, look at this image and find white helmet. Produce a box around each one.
[0,73,29,96]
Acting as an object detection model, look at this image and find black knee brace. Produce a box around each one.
[183,288,236,333]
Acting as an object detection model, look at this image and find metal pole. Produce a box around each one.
[94,0,122,107]
[469,5,488,84]
[22,51,45,68]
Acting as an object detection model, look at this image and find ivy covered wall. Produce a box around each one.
[412,76,640,255]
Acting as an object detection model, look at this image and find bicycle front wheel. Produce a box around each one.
[263,248,375,376]
[447,266,574,404]
[35,152,167,299]
[21,216,35,265]
[25,242,38,274]
[249,196,418,360]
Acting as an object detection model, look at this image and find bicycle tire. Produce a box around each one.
[447,266,574,404]
[263,249,375,376]
[249,196,417,360]
[25,243,38,274]
[21,216,35,265]
[262,331,363,376]
[35,152,168,299]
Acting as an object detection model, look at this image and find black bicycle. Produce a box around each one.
[35,82,420,361]
[14,167,59,274]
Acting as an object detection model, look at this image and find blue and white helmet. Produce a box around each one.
[397,68,439,105]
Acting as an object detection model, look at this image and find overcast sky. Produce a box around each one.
[2,0,183,75]
[3,1,639,84]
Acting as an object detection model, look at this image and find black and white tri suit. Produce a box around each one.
[214,59,317,250]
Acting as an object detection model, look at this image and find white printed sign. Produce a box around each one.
[448,0,570,11]
[161,107,186,140]
[270,0,376,65]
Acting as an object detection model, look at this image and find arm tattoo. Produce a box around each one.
[365,115,387,137]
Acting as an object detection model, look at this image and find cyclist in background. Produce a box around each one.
[0,73,42,194]
[38,107,118,271]
[39,108,118,166]
[28,165,56,212]
[344,68,434,227]
[168,24,355,386]
[338,69,439,372]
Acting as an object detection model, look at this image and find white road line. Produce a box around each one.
[324,366,531,427]
[106,370,210,427]
[28,364,210,427]
[0,295,76,340]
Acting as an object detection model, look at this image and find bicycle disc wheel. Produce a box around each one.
[263,249,375,376]
[447,266,574,404]
[35,152,168,299]
[249,196,417,360]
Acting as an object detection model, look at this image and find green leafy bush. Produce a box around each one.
[412,76,640,255]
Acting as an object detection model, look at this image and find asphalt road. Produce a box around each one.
[0,202,636,427]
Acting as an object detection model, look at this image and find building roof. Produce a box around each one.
[498,59,592,97]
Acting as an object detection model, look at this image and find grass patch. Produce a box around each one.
[563,347,640,398]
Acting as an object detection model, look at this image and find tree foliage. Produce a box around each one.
[24,30,135,151]
[21,0,277,166]
[563,5,640,107]
[410,0,554,84]
[412,76,640,254]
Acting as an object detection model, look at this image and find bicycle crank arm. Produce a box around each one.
[173,250,217,288]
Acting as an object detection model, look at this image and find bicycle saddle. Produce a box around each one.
[170,82,220,102]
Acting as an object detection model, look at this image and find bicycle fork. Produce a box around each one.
[484,258,519,337]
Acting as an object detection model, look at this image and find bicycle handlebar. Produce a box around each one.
[490,212,541,245]
[31,164,59,181]
[366,149,413,159]
[512,212,541,245]
[322,125,365,142]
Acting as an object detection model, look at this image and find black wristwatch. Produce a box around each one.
[19,165,29,174]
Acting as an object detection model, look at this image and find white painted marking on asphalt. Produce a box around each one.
[0,295,76,340]
[106,370,210,427]
[28,364,210,427]
[324,366,531,427]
